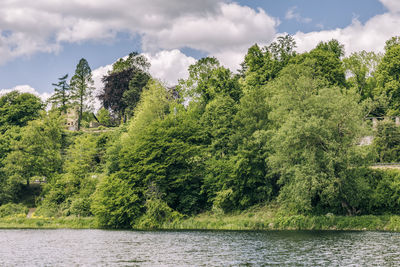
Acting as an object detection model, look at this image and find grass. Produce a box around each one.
[2,204,400,231]
[163,204,400,232]
[0,214,96,229]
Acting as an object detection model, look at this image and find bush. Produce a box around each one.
[212,189,234,214]
[136,198,182,229]
[372,169,400,214]
[0,203,28,217]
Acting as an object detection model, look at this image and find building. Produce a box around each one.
[65,105,79,131]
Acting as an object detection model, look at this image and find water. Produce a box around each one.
[0,229,399,266]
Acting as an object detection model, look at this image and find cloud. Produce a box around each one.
[142,3,278,54]
[0,85,52,102]
[285,6,312,24]
[143,50,196,85]
[0,0,277,72]
[380,0,400,13]
[294,12,400,55]
[91,63,113,111]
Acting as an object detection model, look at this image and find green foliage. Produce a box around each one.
[48,74,70,112]
[178,57,241,105]
[241,35,296,90]
[373,120,400,162]
[91,174,143,228]
[126,79,171,138]
[344,51,381,100]
[293,39,346,87]
[2,111,63,193]
[0,91,43,133]
[111,52,150,73]
[375,36,400,115]
[7,36,400,229]
[121,110,206,215]
[371,169,400,213]
[137,197,182,229]
[100,52,151,122]
[37,132,111,217]
[0,203,28,218]
[96,107,112,126]
[70,58,94,130]
[268,63,367,214]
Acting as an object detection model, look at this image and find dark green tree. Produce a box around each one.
[70,58,94,130]
[99,52,151,122]
[48,74,70,112]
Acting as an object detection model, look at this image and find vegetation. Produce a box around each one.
[70,58,94,130]
[3,37,400,231]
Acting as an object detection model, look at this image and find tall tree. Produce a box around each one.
[48,74,70,112]
[268,64,368,215]
[70,58,94,130]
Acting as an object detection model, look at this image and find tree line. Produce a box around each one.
[2,35,400,228]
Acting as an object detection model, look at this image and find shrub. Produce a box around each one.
[0,203,28,217]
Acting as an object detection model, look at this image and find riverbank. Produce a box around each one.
[2,204,400,231]
[0,215,96,229]
[163,205,400,232]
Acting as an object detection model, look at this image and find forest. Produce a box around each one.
[2,35,400,229]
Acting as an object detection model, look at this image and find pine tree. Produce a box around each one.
[70,58,94,130]
[48,74,70,113]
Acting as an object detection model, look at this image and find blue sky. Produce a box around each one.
[0,0,396,99]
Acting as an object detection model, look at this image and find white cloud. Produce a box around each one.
[294,12,400,55]
[142,3,277,54]
[380,0,400,13]
[0,85,52,102]
[0,0,278,74]
[91,64,113,111]
[285,6,312,23]
[144,50,196,86]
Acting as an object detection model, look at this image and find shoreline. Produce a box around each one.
[1,206,400,232]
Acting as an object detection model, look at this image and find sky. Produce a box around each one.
[0,0,397,101]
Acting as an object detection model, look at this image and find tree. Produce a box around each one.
[344,51,382,100]
[93,81,207,227]
[293,39,346,87]
[96,107,112,126]
[70,58,94,130]
[48,74,70,112]
[268,64,368,215]
[373,120,400,163]
[179,57,241,105]
[240,35,297,91]
[0,91,43,133]
[99,52,151,122]
[375,37,400,115]
[2,111,63,191]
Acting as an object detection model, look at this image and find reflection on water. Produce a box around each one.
[0,229,399,266]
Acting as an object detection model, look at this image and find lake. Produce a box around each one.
[0,229,399,266]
